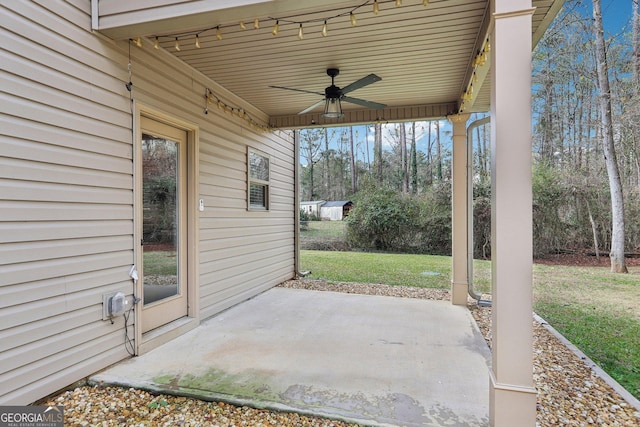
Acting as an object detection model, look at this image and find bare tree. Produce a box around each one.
[634,0,640,88]
[410,122,418,194]
[593,0,628,273]
[299,129,323,200]
[633,0,640,188]
[435,120,443,181]
[350,126,357,194]
[374,122,383,183]
[323,128,331,197]
[365,126,371,170]
[473,114,490,179]
[399,123,409,193]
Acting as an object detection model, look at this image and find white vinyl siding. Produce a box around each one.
[0,0,295,405]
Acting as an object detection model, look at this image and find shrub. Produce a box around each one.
[346,183,452,254]
[473,196,491,259]
[532,164,570,256]
[412,183,451,254]
[346,189,415,251]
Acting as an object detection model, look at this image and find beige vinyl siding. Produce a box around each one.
[198,126,295,320]
[1,0,294,405]
[1,0,134,405]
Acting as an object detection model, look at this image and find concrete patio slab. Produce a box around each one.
[90,288,491,427]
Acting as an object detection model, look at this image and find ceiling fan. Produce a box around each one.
[269,68,386,118]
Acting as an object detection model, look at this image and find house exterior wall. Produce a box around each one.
[0,0,295,405]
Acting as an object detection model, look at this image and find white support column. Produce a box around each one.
[489,1,537,426]
[449,113,470,305]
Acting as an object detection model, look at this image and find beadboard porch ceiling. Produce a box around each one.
[94,0,564,127]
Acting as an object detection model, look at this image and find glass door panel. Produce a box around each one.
[142,135,179,304]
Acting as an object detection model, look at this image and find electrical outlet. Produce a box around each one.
[102,292,126,320]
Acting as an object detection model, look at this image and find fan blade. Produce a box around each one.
[298,99,326,115]
[342,96,386,110]
[340,74,382,95]
[269,85,324,96]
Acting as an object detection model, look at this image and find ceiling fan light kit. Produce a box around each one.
[323,68,344,118]
[323,98,343,118]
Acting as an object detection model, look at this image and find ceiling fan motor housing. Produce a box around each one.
[325,85,342,99]
[325,68,342,99]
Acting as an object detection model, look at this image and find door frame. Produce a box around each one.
[133,103,200,354]
[140,117,189,332]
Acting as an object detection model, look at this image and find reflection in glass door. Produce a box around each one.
[140,117,188,333]
[142,134,179,303]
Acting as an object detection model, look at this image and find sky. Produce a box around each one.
[597,0,633,35]
[299,0,633,166]
[299,120,461,167]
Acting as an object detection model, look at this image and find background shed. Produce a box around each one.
[300,201,325,218]
[320,201,353,221]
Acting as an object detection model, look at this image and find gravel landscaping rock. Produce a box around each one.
[46,386,356,427]
[45,278,640,426]
[277,279,451,301]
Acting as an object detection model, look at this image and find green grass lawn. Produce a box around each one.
[300,220,348,250]
[301,250,452,288]
[143,250,177,276]
[301,220,347,238]
[300,249,640,400]
[532,263,640,399]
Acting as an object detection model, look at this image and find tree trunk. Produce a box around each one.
[543,75,555,164]
[481,120,490,179]
[586,92,594,172]
[586,200,600,262]
[633,0,640,89]
[375,122,383,184]
[323,128,330,197]
[426,121,433,186]
[436,120,442,181]
[576,83,585,170]
[411,122,418,194]
[300,129,322,200]
[633,0,640,192]
[593,0,628,273]
[350,126,357,194]
[399,123,408,193]
[309,164,314,200]
[365,125,371,170]
[474,120,482,177]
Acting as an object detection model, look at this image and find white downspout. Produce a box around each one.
[293,129,301,276]
[467,116,491,306]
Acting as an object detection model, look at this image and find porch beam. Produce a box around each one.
[269,102,458,129]
[449,113,470,305]
[489,1,537,426]
[458,2,492,113]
